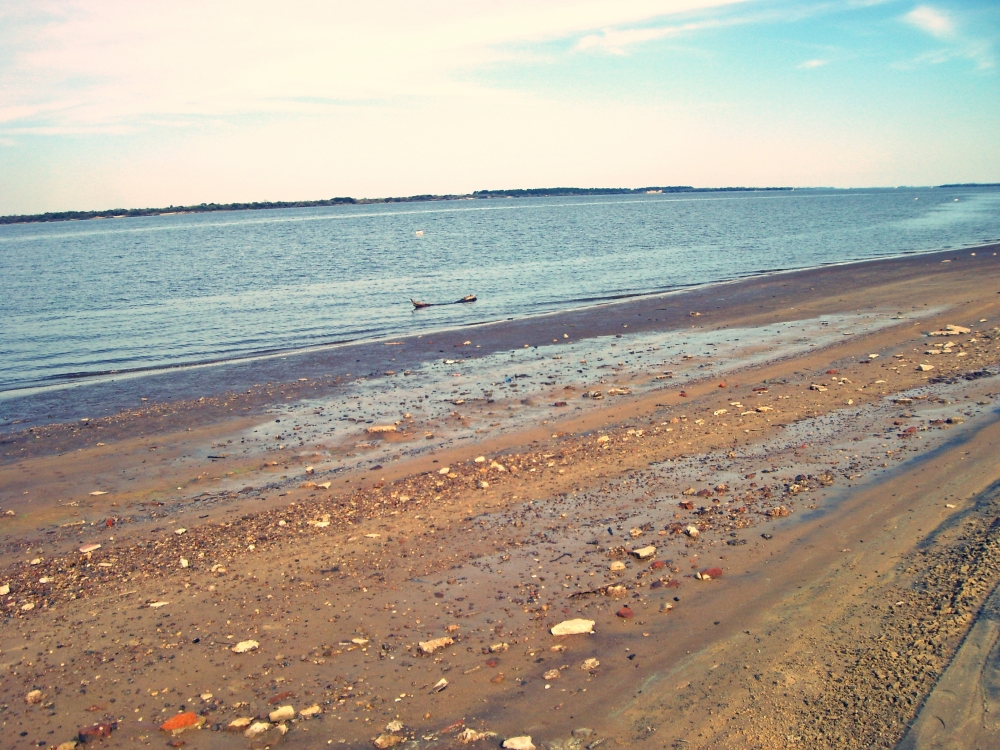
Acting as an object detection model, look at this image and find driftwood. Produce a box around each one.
[411,294,477,309]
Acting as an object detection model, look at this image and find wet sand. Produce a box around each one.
[1,245,1000,750]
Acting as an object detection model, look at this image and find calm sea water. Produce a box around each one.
[2,187,999,395]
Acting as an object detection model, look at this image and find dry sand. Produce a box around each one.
[1,246,999,750]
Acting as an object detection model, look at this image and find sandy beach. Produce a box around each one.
[2,245,1000,750]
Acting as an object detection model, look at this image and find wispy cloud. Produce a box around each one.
[903,6,954,38]
[899,4,994,70]
[798,58,828,69]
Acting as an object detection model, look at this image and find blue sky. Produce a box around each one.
[0,0,997,214]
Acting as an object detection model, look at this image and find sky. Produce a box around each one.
[0,0,997,214]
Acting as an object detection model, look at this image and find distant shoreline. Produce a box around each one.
[1,185,796,225]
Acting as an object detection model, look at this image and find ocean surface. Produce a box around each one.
[2,186,999,397]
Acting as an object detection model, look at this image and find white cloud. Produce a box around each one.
[798,59,827,69]
[0,0,747,133]
[903,6,955,39]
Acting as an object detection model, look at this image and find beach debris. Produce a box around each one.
[26,689,43,704]
[159,712,205,734]
[609,560,626,572]
[767,506,791,517]
[551,619,595,636]
[928,324,971,336]
[632,546,656,560]
[543,668,561,680]
[457,728,496,743]
[225,718,252,732]
[660,602,674,613]
[385,720,404,733]
[605,584,627,598]
[503,737,535,750]
[608,387,630,396]
[148,601,169,608]
[419,637,454,655]
[232,639,259,653]
[367,425,397,434]
[88,491,108,496]
[696,567,724,580]
[268,705,295,722]
[174,528,186,535]
[79,544,102,554]
[431,678,449,692]
[582,658,600,670]
[809,384,828,391]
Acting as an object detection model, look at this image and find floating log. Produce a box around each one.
[411,295,477,309]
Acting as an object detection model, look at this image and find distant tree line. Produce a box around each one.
[0,185,798,225]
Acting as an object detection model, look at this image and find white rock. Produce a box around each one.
[148,601,169,608]
[581,658,600,670]
[550,619,595,636]
[79,544,101,553]
[918,364,934,371]
[632,546,656,560]
[305,466,315,474]
[503,736,535,750]
[244,721,271,739]
[89,491,108,496]
[268,705,295,722]
[299,704,321,717]
[175,528,186,535]
[232,639,259,653]
[180,558,189,568]
[438,467,451,474]
[684,525,700,538]
[609,561,625,572]
[0,584,8,596]
[474,456,486,463]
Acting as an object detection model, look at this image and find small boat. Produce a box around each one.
[411,295,477,309]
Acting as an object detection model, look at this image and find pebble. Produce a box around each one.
[684,525,700,538]
[503,737,535,750]
[244,721,272,739]
[616,606,635,619]
[632,546,656,560]
[374,734,405,748]
[232,639,259,653]
[543,669,561,680]
[300,704,321,717]
[79,544,101,554]
[550,619,595,636]
[268,705,295,722]
[26,689,43,704]
[609,561,626,572]
[581,658,600,670]
[225,718,252,732]
[0,584,8,596]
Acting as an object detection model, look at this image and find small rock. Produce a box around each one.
[550,619,595,636]
[0,584,9,596]
[174,528,187,535]
[159,712,205,734]
[419,637,454,655]
[489,642,509,653]
[474,456,486,463]
[300,705,321,717]
[632,546,656,560]
[684,525,699,538]
[697,567,723,580]
[616,606,634,619]
[180,558,188,568]
[609,561,626,572]
[438,467,451,475]
[79,544,102,554]
[581,658,600,670]
[244,721,272,739]
[917,364,934,371]
[503,737,535,750]
[78,722,116,743]
[232,639,259,654]
[596,435,610,444]
[225,718,252,732]
[367,425,397,434]
[57,742,78,750]
[269,705,295,722]
[374,734,405,749]
[572,728,595,739]
[305,465,315,474]
[457,728,496,743]
[385,720,404,733]
[543,669,561,680]
[26,689,43,704]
